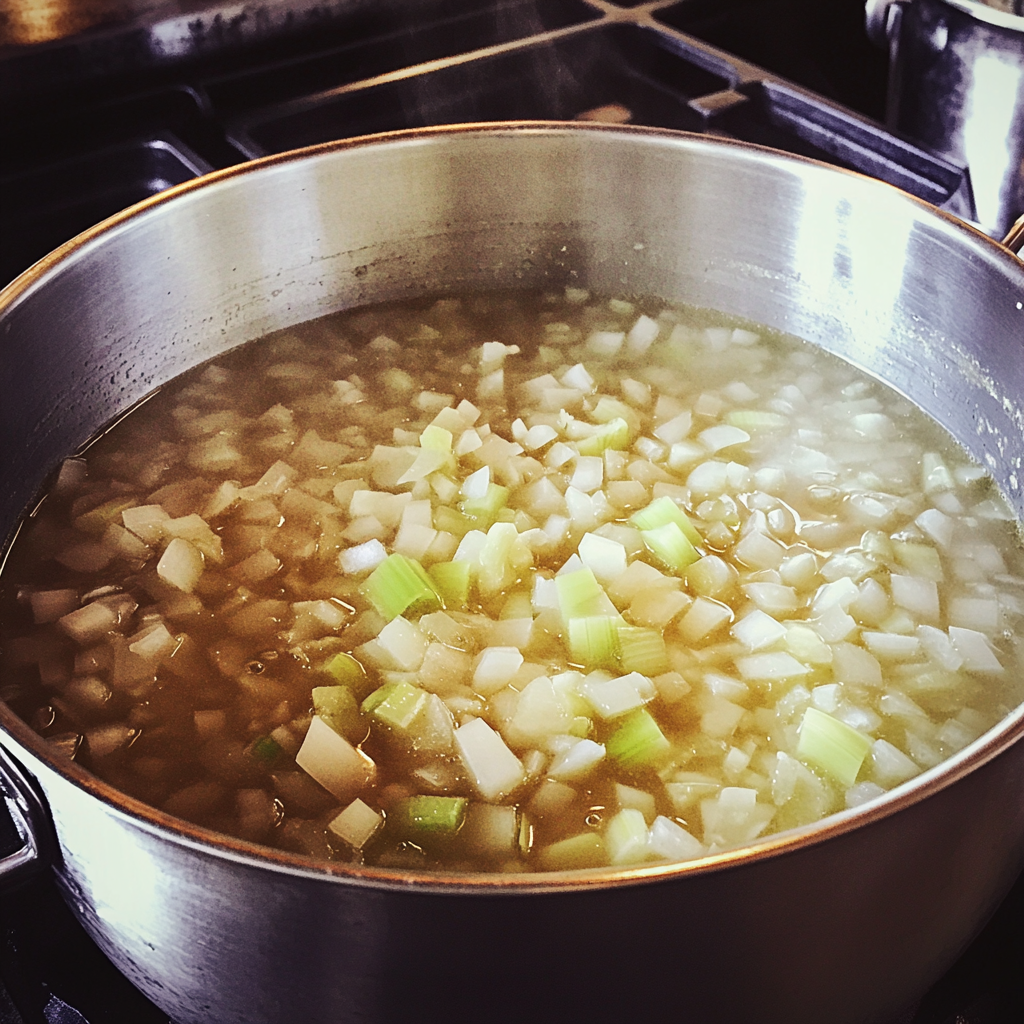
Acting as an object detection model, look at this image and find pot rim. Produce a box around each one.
[3,119,1024,895]
[930,0,1024,32]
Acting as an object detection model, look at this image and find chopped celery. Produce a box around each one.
[630,495,702,547]
[796,707,872,787]
[606,708,671,770]
[725,409,788,432]
[892,541,943,582]
[322,652,370,697]
[362,680,428,731]
[576,417,631,456]
[360,553,441,621]
[591,396,641,434]
[427,560,472,609]
[433,505,476,537]
[420,424,453,452]
[312,685,364,741]
[477,521,520,597]
[538,831,608,871]
[616,625,670,676]
[249,735,283,764]
[461,483,510,524]
[555,567,607,619]
[406,693,455,753]
[605,807,651,865]
[391,795,468,842]
[361,681,398,716]
[641,522,700,574]
[567,616,620,669]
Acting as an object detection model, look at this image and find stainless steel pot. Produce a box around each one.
[3,123,1024,1024]
[866,0,1024,238]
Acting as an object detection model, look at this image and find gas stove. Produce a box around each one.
[1,1,1023,1021]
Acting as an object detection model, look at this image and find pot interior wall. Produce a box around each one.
[2,124,1024,549]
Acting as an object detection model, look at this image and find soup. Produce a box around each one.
[2,289,1021,873]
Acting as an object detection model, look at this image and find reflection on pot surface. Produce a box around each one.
[869,0,1024,236]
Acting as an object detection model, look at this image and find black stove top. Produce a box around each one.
[0,1,1017,1021]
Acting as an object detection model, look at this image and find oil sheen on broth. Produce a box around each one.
[2,289,1022,873]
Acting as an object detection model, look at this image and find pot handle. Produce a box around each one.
[865,0,903,47]
[1002,215,1024,256]
[0,744,53,889]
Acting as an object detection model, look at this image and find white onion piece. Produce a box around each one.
[329,799,384,849]
[735,652,810,681]
[731,609,786,651]
[156,538,204,593]
[948,596,1001,634]
[455,718,525,800]
[586,331,625,357]
[295,717,376,802]
[890,575,940,623]
[581,672,655,719]
[626,315,660,354]
[339,539,387,575]
[698,424,750,453]
[916,507,954,548]
[701,787,773,848]
[578,533,627,583]
[548,738,605,781]
[648,816,705,861]
[948,626,1004,672]
[473,647,525,696]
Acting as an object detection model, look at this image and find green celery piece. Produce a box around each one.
[362,681,398,716]
[616,625,670,676]
[362,679,428,731]
[538,831,608,871]
[591,396,641,434]
[461,483,510,523]
[322,652,371,697]
[605,808,651,865]
[361,553,441,621]
[477,521,518,597]
[420,424,453,452]
[725,409,788,432]
[391,795,468,841]
[641,522,700,574]
[567,616,620,669]
[249,735,283,764]
[555,567,607,620]
[892,541,943,582]
[433,505,476,537]
[630,495,702,547]
[312,685,364,742]
[606,708,671,770]
[427,560,472,609]
[796,708,872,788]
[576,418,631,457]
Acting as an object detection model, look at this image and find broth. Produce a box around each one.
[2,288,1022,873]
